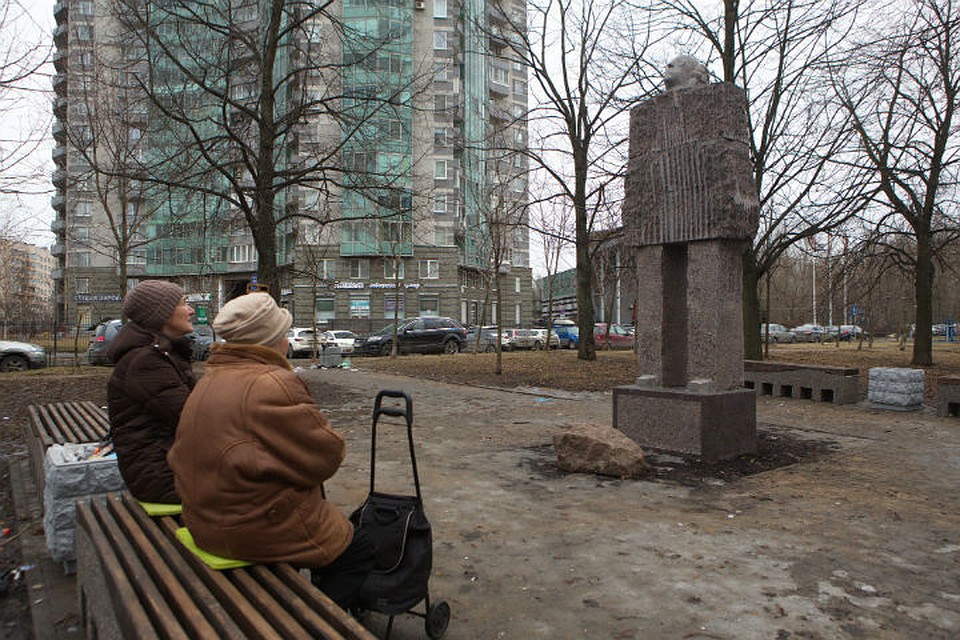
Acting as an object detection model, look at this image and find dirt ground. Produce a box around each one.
[1,339,959,638]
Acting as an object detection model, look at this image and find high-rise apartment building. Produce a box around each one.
[50,0,532,332]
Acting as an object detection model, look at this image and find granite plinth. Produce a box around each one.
[613,385,756,462]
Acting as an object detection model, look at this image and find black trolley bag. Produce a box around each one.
[350,390,450,639]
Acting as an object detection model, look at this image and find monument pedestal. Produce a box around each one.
[613,385,756,462]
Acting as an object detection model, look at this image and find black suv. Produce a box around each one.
[357,317,467,356]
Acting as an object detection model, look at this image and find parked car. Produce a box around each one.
[320,330,357,354]
[553,321,579,349]
[500,328,539,351]
[530,328,560,349]
[286,327,323,358]
[761,323,796,343]
[791,323,826,343]
[0,340,46,372]
[187,324,216,361]
[594,323,635,350]
[356,316,467,356]
[464,327,500,353]
[88,319,123,365]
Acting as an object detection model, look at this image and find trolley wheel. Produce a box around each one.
[425,600,451,639]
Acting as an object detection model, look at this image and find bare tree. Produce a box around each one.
[829,0,960,366]
[497,0,661,360]
[109,0,431,299]
[652,0,868,359]
[531,189,574,342]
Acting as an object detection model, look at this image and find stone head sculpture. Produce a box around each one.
[663,55,709,91]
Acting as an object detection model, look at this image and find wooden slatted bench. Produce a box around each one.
[75,492,376,640]
[744,360,861,404]
[26,401,111,499]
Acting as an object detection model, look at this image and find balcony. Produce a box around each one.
[54,1,67,23]
[54,96,68,119]
[50,243,65,257]
[52,144,67,165]
[50,217,66,232]
[53,49,66,73]
[52,268,63,281]
[54,24,69,47]
[52,169,66,188]
[52,120,65,142]
[53,72,67,95]
[51,195,66,212]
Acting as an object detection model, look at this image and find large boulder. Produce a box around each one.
[554,423,649,478]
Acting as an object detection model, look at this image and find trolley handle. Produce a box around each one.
[369,390,422,501]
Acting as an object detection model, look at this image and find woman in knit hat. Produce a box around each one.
[169,293,374,610]
[107,280,196,504]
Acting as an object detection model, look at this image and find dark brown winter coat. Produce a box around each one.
[168,343,353,567]
[107,322,195,503]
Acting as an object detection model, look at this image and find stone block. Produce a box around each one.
[553,423,648,478]
[613,385,756,462]
[868,368,924,411]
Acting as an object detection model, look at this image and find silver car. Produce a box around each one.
[0,340,47,372]
[761,323,796,343]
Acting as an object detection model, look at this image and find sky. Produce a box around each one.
[1,0,56,247]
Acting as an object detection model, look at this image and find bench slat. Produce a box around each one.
[152,511,287,640]
[80,497,190,640]
[270,564,377,639]
[108,494,243,639]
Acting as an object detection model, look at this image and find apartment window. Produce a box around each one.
[127,250,147,266]
[76,25,93,41]
[434,95,447,113]
[434,128,448,146]
[433,63,451,82]
[434,160,447,180]
[349,258,369,279]
[384,260,405,279]
[318,259,337,279]
[73,251,92,268]
[419,295,439,316]
[433,0,447,18]
[492,66,508,85]
[74,202,92,218]
[349,296,370,318]
[419,259,439,279]
[384,294,404,318]
[434,226,455,246]
[75,277,90,294]
[129,127,142,141]
[73,226,90,241]
[433,194,447,214]
[515,303,522,325]
[433,31,447,50]
[383,119,403,142]
[512,79,527,95]
[315,297,335,321]
[228,244,256,263]
[515,276,521,293]
[77,1,94,14]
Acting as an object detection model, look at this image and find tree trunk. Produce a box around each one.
[912,232,934,366]
[742,249,762,361]
[573,147,595,361]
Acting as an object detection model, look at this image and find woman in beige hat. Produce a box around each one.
[108,280,196,504]
[169,292,374,610]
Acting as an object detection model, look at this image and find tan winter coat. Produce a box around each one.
[168,343,352,567]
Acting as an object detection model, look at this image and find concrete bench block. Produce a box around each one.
[868,368,924,410]
[936,375,960,417]
[743,360,860,404]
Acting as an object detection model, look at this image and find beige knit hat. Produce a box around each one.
[122,280,184,330]
[213,293,292,346]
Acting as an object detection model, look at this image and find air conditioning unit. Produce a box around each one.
[415,0,425,9]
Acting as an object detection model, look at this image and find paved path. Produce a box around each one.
[16,367,960,639]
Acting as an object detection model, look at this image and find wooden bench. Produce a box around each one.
[26,401,111,500]
[937,375,960,417]
[744,360,860,404]
[75,492,376,640]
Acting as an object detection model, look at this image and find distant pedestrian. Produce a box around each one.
[169,293,374,610]
[108,280,196,504]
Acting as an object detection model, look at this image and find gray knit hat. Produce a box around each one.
[122,280,184,331]
[213,293,292,346]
